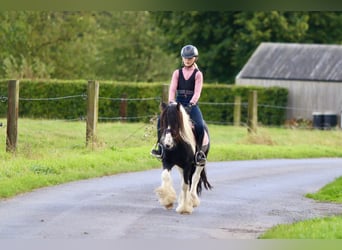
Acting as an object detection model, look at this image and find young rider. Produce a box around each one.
[151,44,206,166]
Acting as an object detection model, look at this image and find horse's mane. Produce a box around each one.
[160,103,196,153]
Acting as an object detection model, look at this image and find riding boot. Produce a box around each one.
[151,125,164,158]
[194,140,206,167]
[195,150,206,166]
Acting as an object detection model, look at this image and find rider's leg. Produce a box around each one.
[189,105,206,165]
[151,116,164,158]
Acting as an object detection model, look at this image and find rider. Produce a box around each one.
[151,44,206,166]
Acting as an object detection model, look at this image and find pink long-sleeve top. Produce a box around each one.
[168,65,203,104]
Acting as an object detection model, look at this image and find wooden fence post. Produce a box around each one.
[119,93,127,122]
[6,80,20,153]
[233,96,241,126]
[247,90,258,133]
[86,80,99,148]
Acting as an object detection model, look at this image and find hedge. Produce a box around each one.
[0,79,288,125]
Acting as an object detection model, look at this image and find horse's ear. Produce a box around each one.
[176,102,180,110]
[160,102,167,111]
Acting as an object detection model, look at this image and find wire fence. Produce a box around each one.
[2,79,341,154]
[0,94,160,122]
[1,90,341,153]
[0,92,327,118]
[1,92,335,129]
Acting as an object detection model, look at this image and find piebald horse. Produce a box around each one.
[155,102,212,214]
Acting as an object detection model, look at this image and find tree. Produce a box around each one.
[0,11,99,79]
[0,11,176,82]
[94,11,177,82]
[305,12,342,44]
[150,11,342,84]
[232,12,310,74]
[150,11,238,83]
[2,11,341,82]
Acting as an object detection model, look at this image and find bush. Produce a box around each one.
[0,79,288,125]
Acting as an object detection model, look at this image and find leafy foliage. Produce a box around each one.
[1,11,341,83]
[0,11,177,82]
[0,11,99,79]
[151,11,342,83]
[93,11,178,82]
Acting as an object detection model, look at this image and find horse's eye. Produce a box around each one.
[172,129,179,137]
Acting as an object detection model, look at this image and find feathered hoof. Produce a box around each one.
[191,194,200,208]
[176,202,194,214]
[155,186,176,209]
[164,203,174,210]
[176,205,193,214]
[192,199,200,208]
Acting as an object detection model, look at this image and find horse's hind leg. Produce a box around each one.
[155,169,176,209]
[190,166,203,207]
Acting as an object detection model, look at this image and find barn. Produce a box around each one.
[235,42,342,128]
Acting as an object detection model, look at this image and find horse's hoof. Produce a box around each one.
[165,203,173,210]
[191,195,200,207]
[155,186,176,208]
[180,211,191,215]
[178,210,192,215]
[176,206,193,214]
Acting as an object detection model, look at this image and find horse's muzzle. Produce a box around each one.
[161,132,175,150]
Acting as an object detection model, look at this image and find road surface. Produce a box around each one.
[0,158,341,239]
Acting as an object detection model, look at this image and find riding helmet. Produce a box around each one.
[180,45,199,58]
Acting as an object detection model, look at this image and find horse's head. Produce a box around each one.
[159,102,195,151]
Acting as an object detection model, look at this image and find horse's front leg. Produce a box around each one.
[155,169,176,209]
[190,166,204,207]
[176,167,193,214]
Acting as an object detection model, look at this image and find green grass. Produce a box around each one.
[1,119,342,239]
[259,175,342,239]
[261,177,342,239]
[260,216,342,239]
[0,119,160,198]
[306,176,342,203]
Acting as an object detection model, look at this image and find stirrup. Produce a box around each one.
[195,150,206,166]
[150,143,164,159]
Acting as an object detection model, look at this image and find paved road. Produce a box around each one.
[0,158,341,239]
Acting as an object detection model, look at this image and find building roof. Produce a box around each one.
[236,42,342,82]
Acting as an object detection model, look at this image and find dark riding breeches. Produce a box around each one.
[187,104,204,148]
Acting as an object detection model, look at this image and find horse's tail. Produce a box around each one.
[196,167,213,195]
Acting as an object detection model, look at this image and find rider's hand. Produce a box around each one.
[185,103,195,114]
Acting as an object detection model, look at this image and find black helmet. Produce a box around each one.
[180,45,199,58]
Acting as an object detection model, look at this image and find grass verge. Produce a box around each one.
[260,176,342,239]
[260,216,342,239]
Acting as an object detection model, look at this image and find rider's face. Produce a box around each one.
[182,57,196,67]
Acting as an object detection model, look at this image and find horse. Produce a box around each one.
[154,102,212,214]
